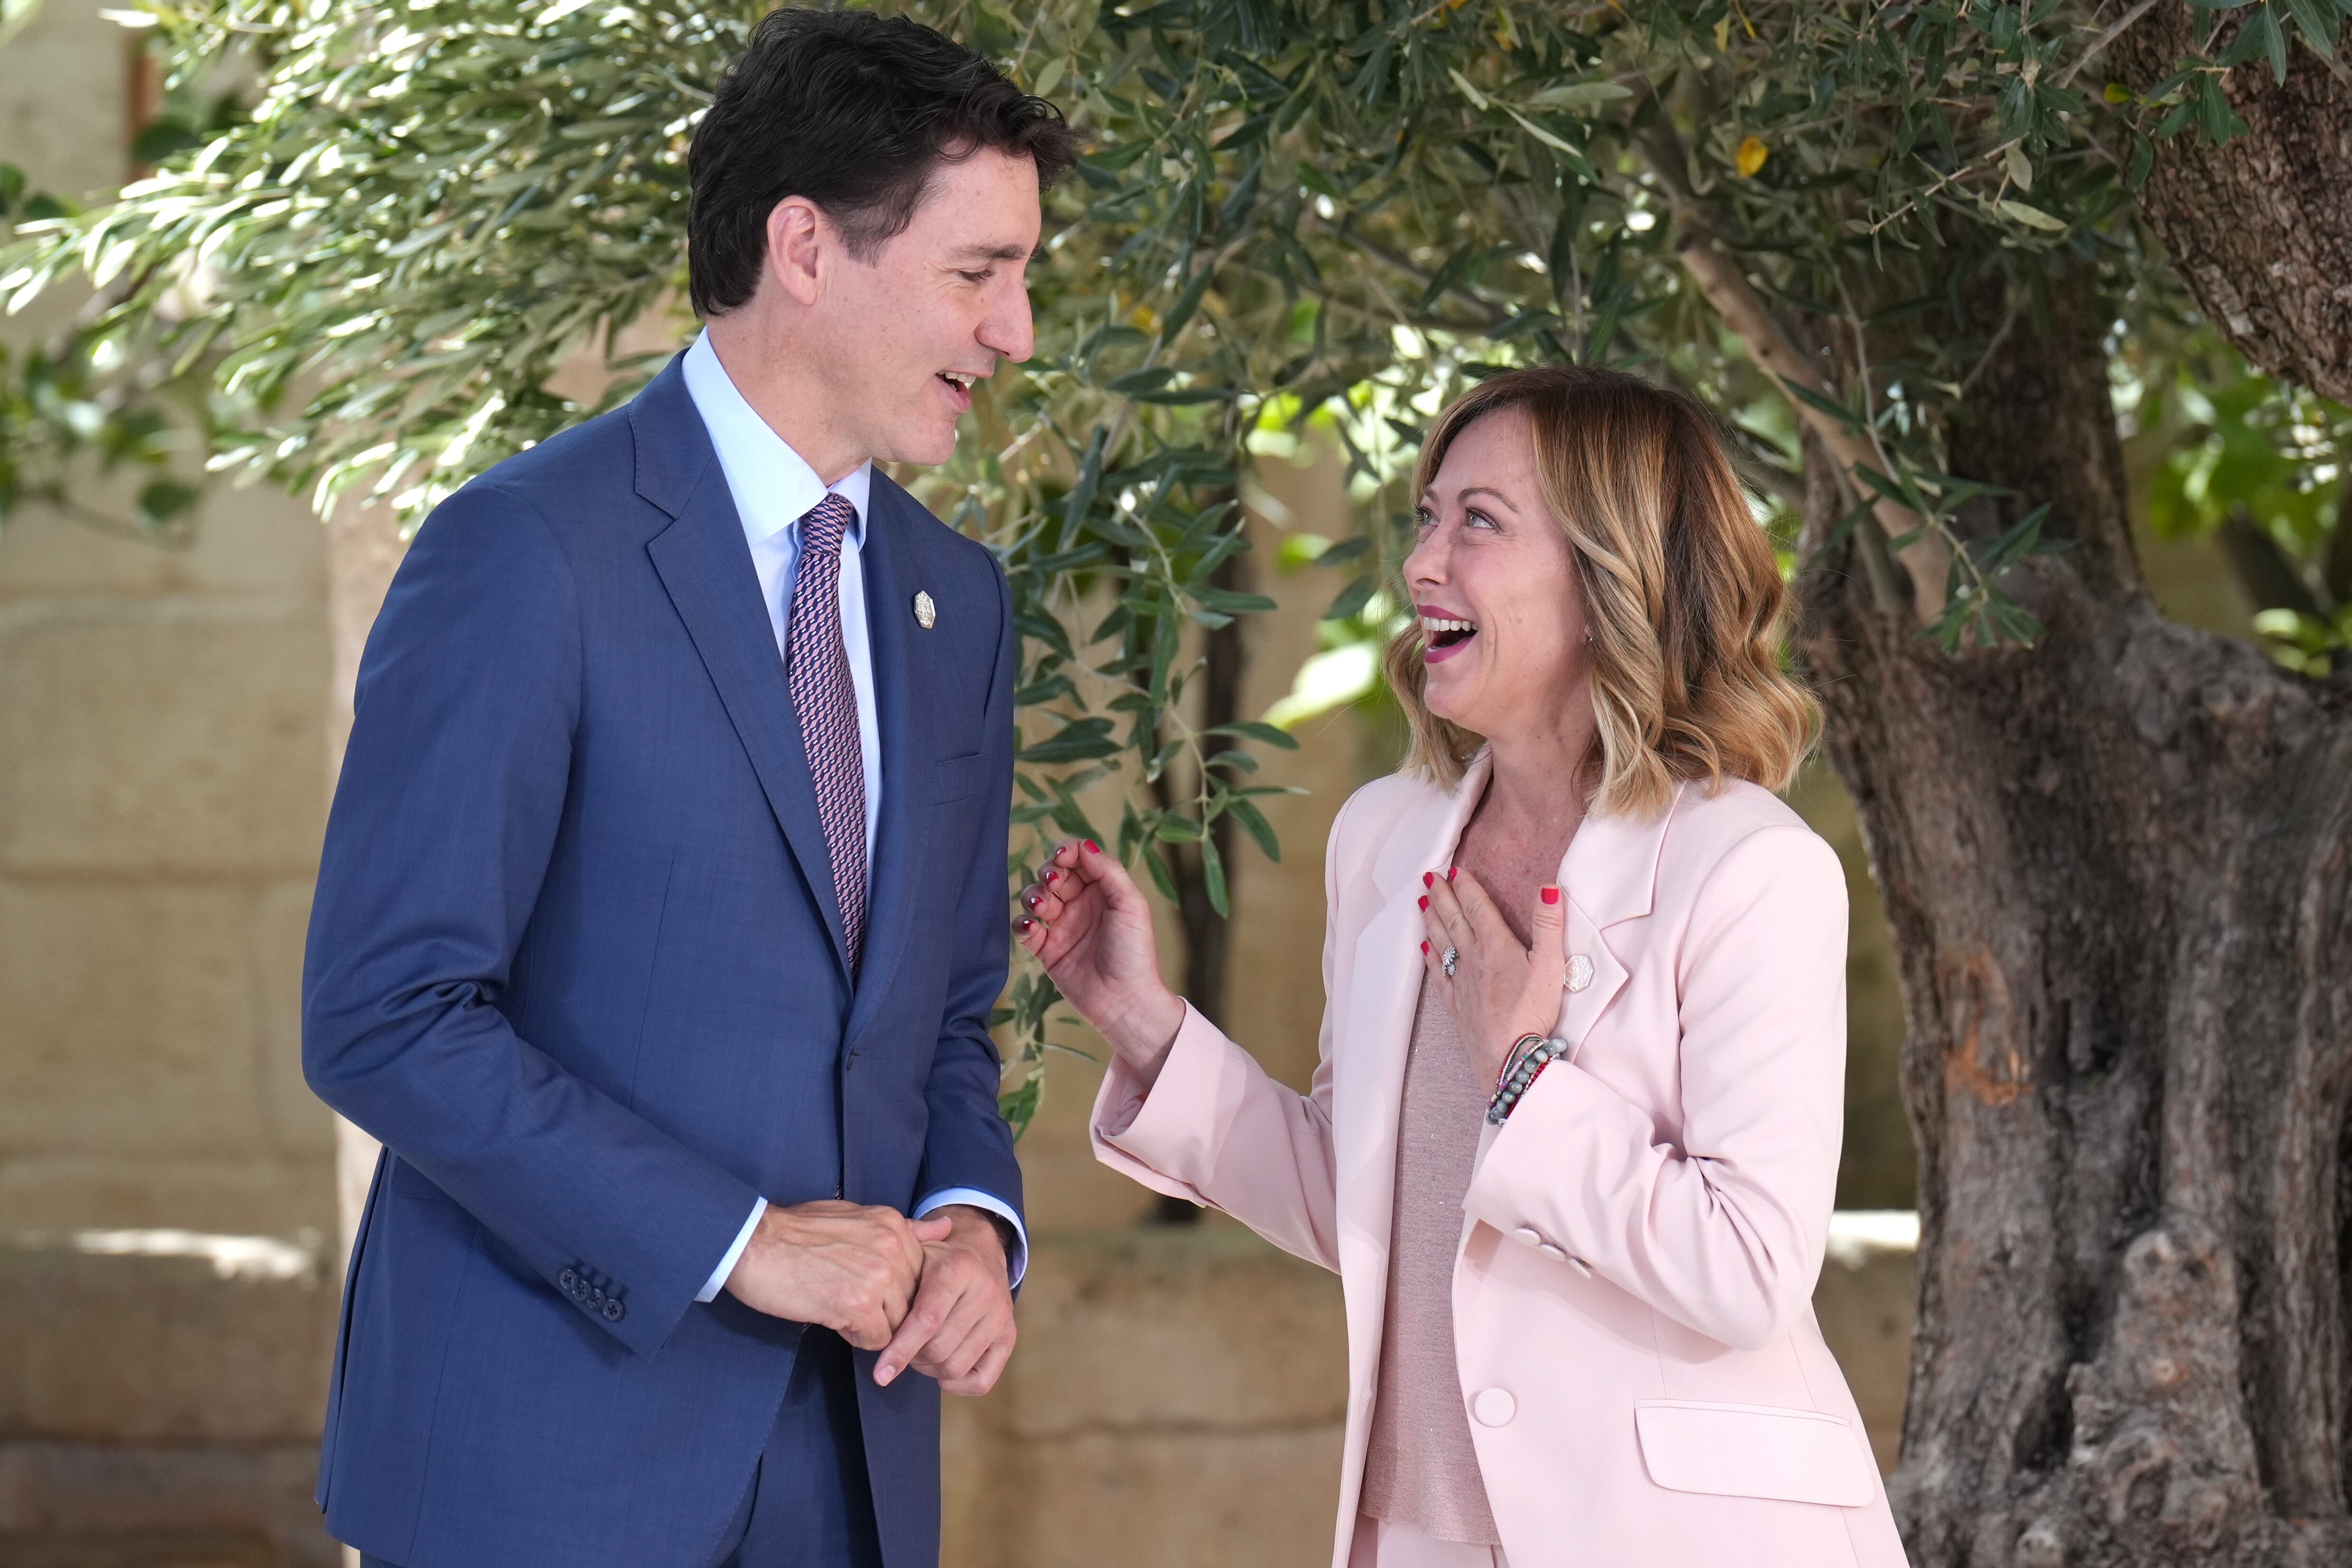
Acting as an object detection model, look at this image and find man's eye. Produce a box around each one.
[958,269,993,284]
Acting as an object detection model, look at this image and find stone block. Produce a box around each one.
[252,885,332,1157]
[1001,1223,1347,1441]
[0,611,325,878]
[0,1231,334,1446]
[1814,1212,1918,1474]
[0,1157,335,1240]
[0,1442,335,1568]
[0,884,268,1159]
[0,487,325,608]
[969,1427,1345,1568]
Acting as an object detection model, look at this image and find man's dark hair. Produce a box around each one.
[688,8,1080,317]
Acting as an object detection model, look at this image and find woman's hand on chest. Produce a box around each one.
[1419,864,1571,1088]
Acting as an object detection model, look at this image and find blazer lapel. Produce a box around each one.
[842,482,925,1047]
[1338,752,1494,1271]
[633,360,853,981]
[1552,779,1684,1052]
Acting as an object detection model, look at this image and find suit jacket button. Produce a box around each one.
[588,1286,606,1308]
[1471,1388,1516,1427]
[1538,1242,1568,1262]
[603,1299,625,1323]
[559,1269,578,1293]
[1511,1227,1541,1245]
[1568,1256,1594,1278]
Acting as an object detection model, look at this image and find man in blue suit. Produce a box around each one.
[300,12,1078,1565]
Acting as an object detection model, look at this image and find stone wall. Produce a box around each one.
[0,1,338,1244]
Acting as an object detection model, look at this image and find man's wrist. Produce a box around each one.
[942,1203,1013,1264]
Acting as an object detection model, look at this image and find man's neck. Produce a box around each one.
[703,316,868,485]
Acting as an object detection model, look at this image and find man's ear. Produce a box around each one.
[763,196,826,307]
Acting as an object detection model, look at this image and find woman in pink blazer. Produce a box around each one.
[1015,366,1910,1568]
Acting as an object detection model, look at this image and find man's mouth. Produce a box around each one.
[937,370,980,407]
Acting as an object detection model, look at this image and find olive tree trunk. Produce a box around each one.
[1796,266,2352,1566]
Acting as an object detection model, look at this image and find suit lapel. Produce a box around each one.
[1337,753,1493,1289]
[1552,779,1683,1052]
[633,360,853,982]
[842,481,925,1047]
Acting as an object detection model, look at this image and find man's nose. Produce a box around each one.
[981,282,1035,363]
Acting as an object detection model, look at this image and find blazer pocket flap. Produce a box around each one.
[1634,1400,1875,1508]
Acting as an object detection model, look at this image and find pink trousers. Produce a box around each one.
[1350,1515,1511,1568]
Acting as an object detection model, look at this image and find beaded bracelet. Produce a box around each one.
[1487,1035,1570,1125]
[1496,1033,1548,1092]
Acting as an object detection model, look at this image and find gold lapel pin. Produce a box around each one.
[913,591,937,630]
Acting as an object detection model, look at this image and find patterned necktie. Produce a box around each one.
[785,493,867,969]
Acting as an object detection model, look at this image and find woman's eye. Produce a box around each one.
[1464,508,1497,530]
[1412,511,1436,531]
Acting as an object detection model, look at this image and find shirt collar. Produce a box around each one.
[681,329,871,548]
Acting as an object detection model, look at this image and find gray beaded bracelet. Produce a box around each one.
[1487,1035,1570,1124]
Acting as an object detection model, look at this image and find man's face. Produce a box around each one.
[810,148,1041,469]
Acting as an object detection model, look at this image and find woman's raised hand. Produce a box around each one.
[1419,867,1568,1089]
[1015,840,1185,1070]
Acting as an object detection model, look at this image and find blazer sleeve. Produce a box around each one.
[1086,795,1358,1273]
[909,558,1024,1219]
[1462,823,1848,1351]
[302,482,760,1359]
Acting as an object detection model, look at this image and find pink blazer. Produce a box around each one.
[1091,754,1910,1568]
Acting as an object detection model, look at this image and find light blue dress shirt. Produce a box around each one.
[682,331,1027,1301]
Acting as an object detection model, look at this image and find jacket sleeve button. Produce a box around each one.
[1511,1227,1541,1245]
[559,1268,578,1293]
[1568,1256,1594,1278]
[1538,1242,1568,1262]
[603,1299,625,1323]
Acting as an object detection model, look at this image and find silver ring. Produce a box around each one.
[1441,946,1459,977]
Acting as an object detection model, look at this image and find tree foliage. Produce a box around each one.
[2,0,2345,1130]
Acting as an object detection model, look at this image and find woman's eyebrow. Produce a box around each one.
[1422,484,1523,514]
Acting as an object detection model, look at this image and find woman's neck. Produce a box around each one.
[1481,705,1597,840]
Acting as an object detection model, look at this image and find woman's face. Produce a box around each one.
[1403,406,1590,745]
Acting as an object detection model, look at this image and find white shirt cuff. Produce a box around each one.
[915,1187,1028,1288]
[698,1196,767,1303]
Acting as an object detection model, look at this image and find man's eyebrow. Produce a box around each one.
[948,242,1039,263]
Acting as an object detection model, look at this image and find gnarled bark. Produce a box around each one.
[1796,265,2352,1566]
[2111,5,2352,404]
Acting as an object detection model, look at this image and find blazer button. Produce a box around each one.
[559,1268,578,1293]
[602,1299,625,1323]
[588,1287,606,1308]
[1538,1242,1568,1262]
[1511,1227,1542,1246]
[1471,1388,1516,1428]
[1568,1256,1594,1278]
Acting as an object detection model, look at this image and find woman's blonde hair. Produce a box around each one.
[1384,365,1819,817]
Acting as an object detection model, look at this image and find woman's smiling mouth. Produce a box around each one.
[1421,611,1479,663]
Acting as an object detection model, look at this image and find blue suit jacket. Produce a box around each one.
[301,355,1022,1568]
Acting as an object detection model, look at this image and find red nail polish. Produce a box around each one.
[1044,868,1061,885]
[1024,892,1042,909]
[1016,916,1034,932]
[1418,896,1428,910]
[1541,886,1560,906]
[1084,840,1101,854]
[1448,868,1458,881]
[1421,941,1430,954]
[1423,872,1434,888]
